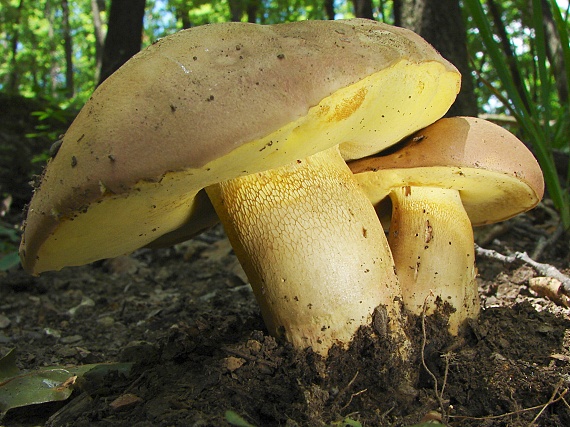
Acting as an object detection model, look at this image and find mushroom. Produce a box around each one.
[20,19,460,355]
[350,117,544,333]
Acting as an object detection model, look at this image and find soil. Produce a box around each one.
[1,205,570,427]
[1,94,570,426]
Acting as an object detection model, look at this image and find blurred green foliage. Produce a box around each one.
[465,0,570,228]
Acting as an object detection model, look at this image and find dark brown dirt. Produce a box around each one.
[1,94,570,427]
[1,205,570,427]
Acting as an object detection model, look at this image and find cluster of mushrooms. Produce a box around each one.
[20,19,544,358]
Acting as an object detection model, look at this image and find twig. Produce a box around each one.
[420,292,447,420]
[340,389,368,412]
[561,395,570,411]
[335,370,359,401]
[334,371,366,412]
[529,380,564,426]
[449,385,568,422]
[439,352,452,398]
[475,244,570,294]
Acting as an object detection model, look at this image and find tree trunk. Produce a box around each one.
[175,3,192,30]
[352,0,374,19]
[228,0,244,22]
[324,0,335,19]
[45,0,58,96]
[61,0,74,98]
[91,0,106,83]
[228,0,258,23]
[393,0,402,26]
[246,0,259,23]
[98,0,146,86]
[395,0,478,116]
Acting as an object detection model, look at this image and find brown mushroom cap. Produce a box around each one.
[20,19,460,274]
[350,116,545,225]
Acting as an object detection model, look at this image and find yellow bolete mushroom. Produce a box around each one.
[350,117,544,333]
[20,19,460,355]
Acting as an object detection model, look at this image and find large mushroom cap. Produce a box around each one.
[351,116,545,225]
[20,19,460,274]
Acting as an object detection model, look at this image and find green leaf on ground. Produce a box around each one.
[225,410,256,427]
[0,251,20,271]
[0,349,132,415]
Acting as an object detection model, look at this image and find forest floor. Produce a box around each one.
[1,94,570,427]
[1,202,570,427]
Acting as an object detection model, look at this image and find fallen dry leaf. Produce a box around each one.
[529,277,570,307]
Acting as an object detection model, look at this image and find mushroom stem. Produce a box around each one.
[388,185,480,334]
[206,146,408,356]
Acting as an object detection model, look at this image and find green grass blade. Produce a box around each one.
[465,0,570,228]
[464,0,530,118]
[532,0,551,129]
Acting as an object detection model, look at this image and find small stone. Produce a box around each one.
[109,393,143,411]
[120,341,158,363]
[97,316,115,327]
[68,296,95,317]
[246,339,262,354]
[57,346,78,358]
[61,335,83,344]
[0,314,11,329]
[44,327,61,338]
[104,255,142,275]
[223,356,245,372]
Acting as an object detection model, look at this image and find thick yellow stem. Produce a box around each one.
[206,147,407,355]
[389,186,480,334]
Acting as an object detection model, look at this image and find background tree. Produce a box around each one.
[352,0,374,18]
[324,0,335,19]
[61,0,74,98]
[98,0,146,85]
[394,0,478,116]
[91,0,106,82]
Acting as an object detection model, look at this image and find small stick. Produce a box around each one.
[529,380,564,426]
[449,386,567,422]
[420,292,448,420]
[475,244,570,294]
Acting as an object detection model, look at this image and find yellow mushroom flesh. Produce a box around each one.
[206,146,408,356]
[388,185,479,333]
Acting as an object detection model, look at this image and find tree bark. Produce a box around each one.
[175,3,192,29]
[45,0,58,95]
[395,0,478,116]
[246,0,259,23]
[91,0,106,83]
[228,0,244,22]
[61,0,74,98]
[352,0,374,19]
[228,0,258,23]
[98,0,146,86]
[324,0,335,19]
